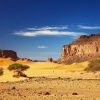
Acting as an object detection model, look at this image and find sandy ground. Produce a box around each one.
[0,77,100,100]
[0,58,100,100]
[0,59,100,82]
[0,58,89,82]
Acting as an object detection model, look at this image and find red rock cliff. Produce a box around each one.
[60,34,100,64]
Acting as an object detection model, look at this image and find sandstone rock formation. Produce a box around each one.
[60,34,100,64]
[48,58,53,62]
[0,49,18,60]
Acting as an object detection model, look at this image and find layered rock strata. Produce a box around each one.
[60,34,100,64]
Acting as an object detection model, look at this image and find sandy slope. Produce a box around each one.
[0,58,100,82]
[0,58,88,82]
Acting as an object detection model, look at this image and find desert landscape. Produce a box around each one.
[0,34,100,100]
[1,0,100,99]
[0,58,100,100]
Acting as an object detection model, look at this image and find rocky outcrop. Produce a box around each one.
[18,58,33,62]
[60,34,100,64]
[0,49,18,60]
[48,58,53,62]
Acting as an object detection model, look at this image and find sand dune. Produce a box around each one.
[0,58,99,82]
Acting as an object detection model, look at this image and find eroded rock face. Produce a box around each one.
[60,34,100,64]
[0,49,17,60]
[48,58,53,62]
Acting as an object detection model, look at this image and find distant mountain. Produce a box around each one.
[60,34,100,64]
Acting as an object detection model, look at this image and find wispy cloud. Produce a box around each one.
[27,26,68,31]
[37,46,48,49]
[15,30,86,38]
[14,26,86,38]
[78,25,100,30]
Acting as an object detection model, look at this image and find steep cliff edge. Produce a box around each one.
[0,49,18,60]
[60,34,100,64]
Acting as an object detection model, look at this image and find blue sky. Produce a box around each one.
[0,0,100,60]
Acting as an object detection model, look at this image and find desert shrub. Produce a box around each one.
[8,63,29,71]
[0,68,4,76]
[8,63,29,78]
[85,58,100,72]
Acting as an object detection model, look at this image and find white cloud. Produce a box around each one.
[78,25,100,29]
[14,26,86,38]
[27,26,68,31]
[37,46,48,49]
[15,30,86,37]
